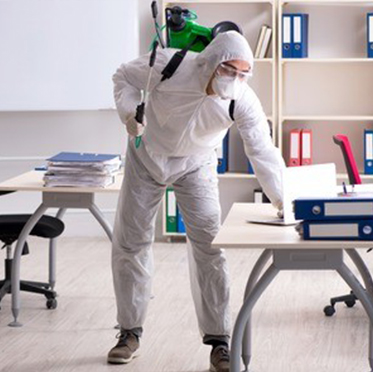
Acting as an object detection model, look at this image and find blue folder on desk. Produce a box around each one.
[302,219,373,240]
[294,196,373,221]
[47,152,120,163]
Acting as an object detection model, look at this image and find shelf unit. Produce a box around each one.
[278,0,373,179]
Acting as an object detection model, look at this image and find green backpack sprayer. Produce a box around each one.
[165,6,241,52]
[135,1,241,148]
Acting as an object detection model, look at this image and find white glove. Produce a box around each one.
[125,116,146,137]
[275,201,283,218]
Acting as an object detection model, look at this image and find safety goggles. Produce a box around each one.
[216,62,252,81]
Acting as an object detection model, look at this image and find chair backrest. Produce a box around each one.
[333,134,362,185]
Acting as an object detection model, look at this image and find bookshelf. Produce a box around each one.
[278,0,373,179]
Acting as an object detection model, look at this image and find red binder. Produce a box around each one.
[300,129,312,165]
[289,129,301,166]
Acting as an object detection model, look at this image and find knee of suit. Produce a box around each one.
[113,229,154,254]
[184,215,220,244]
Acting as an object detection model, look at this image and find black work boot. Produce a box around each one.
[210,344,230,372]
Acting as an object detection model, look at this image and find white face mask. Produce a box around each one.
[211,75,245,100]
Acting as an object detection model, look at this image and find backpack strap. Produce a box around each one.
[160,37,235,121]
[229,100,235,121]
[161,48,188,81]
[161,35,209,82]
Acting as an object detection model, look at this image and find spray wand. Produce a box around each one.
[135,39,158,149]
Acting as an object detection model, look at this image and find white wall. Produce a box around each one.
[0,1,258,240]
[0,0,141,237]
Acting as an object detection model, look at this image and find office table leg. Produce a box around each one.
[337,262,373,372]
[49,208,66,290]
[8,193,114,327]
[346,249,373,370]
[230,264,279,372]
[346,249,373,294]
[9,203,48,327]
[242,249,273,370]
[88,203,113,242]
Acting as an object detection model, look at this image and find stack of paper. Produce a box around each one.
[43,152,121,188]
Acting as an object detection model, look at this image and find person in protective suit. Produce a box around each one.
[108,31,285,372]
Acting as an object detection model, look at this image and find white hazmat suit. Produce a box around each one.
[112,31,285,343]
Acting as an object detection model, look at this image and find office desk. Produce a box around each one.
[212,203,373,372]
[0,171,123,327]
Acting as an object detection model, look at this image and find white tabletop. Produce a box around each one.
[0,171,123,194]
[212,203,373,250]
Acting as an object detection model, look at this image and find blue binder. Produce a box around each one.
[248,159,254,174]
[282,14,293,58]
[292,14,309,58]
[47,152,120,163]
[294,196,373,221]
[364,129,373,174]
[368,13,373,58]
[302,219,373,241]
[177,207,186,233]
[217,131,229,174]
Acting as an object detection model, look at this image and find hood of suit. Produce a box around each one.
[195,31,254,91]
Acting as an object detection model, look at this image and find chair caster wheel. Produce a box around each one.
[324,305,335,317]
[46,298,57,309]
[345,299,356,308]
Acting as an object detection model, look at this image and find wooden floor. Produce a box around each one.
[0,236,372,372]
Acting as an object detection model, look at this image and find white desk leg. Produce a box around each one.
[9,203,48,327]
[231,264,279,372]
[48,208,66,290]
[242,249,273,371]
[88,203,113,241]
[337,262,373,372]
[346,249,373,294]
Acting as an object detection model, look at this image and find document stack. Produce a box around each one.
[44,152,121,188]
[294,194,373,240]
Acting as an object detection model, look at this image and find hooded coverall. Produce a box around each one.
[112,31,285,344]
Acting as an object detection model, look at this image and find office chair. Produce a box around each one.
[0,191,64,310]
[323,135,361,317]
